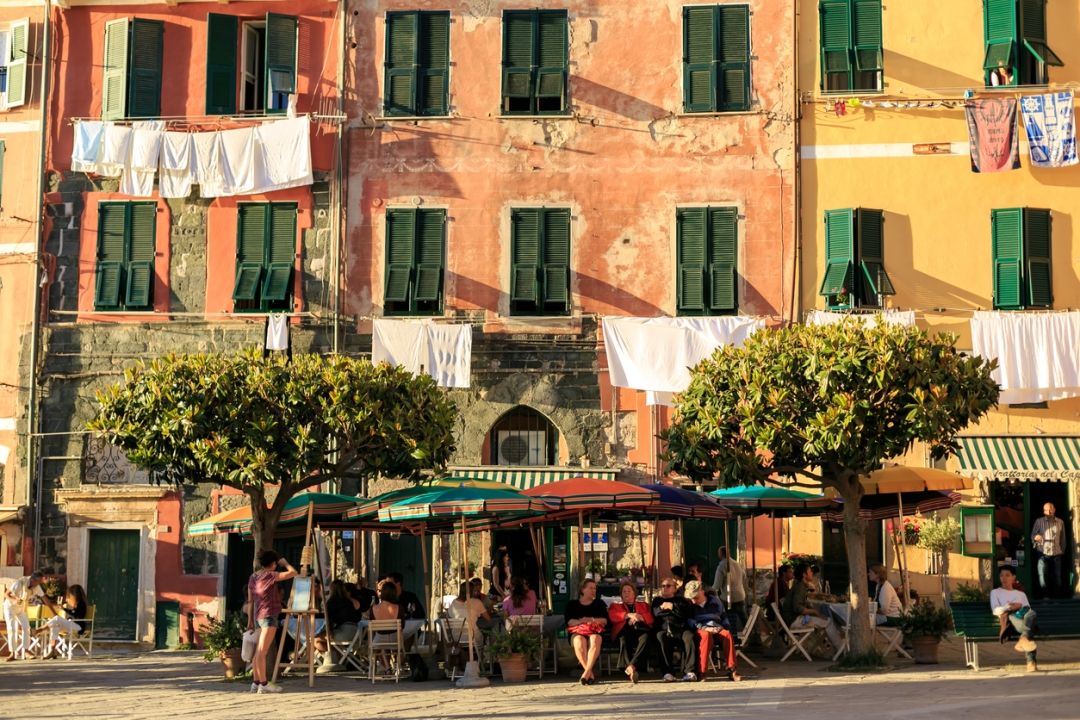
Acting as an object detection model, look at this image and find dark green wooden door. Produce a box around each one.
[378,533,431,601]
[87,529,140,640]
[682,519,738,583]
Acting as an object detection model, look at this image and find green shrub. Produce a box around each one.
[900,600,952,640]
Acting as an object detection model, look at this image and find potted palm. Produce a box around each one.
[899,599,952,664]
[202,612,246,678]
[487,624,542,683]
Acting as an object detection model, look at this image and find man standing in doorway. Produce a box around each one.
[1032,503,1065,598]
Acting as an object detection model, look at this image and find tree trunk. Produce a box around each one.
[248,489,288,570]
[839,479,873,656]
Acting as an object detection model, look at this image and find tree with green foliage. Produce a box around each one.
[89,350,458,553]
[662,320,998,659]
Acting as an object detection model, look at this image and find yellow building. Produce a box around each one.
[797,0,1079,598]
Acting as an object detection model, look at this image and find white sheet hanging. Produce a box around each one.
[71,120,105,173]
[98,123,132,177]
[192,131,226,198]
[372,319,473,388]
[220,126,257,196]
[970,311,1080,405]
[159,132,194,199]
[806,309,916,327]
[265,314,289,351]
[602,316,766,406]
[119,168,155,197]
[254,116,313,191]
[128,123,163,171]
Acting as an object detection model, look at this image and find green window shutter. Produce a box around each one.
[414,209,445,303]
[96,203,127,309]
[542,208,570,307]
[265,13,298,110]
[856,208,894,300]
[677,208,707,312]
[263,203,296,304]
[502,11,535,113]
[819,0,851,90]
[1020,1,1062,68]
[820,208,854,297]
[991,208,1023,310]
[5,18,28,109]
[708,207,738,311]
[385,209,415,304]
[206,14,238,115]
[851,0,883,72]
[102,19,129,120]
[234,204,266,300]
[418,12,449,116]
[1024,208,1052,308]
[385,12,418,116]
[983,0,1017,79]
[683,6,716,113]
[124,203,156,308]
[233,263,262,301]
[128,19,163,118]
[536,11,567,112]
[511,208,540,303]
[717,5,750,112]
[262,263,293,302]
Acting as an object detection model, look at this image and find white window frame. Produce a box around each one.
[240,21,266,113]
[0,30,10,108]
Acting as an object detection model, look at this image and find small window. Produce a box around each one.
[509,207,570,316]
[676,207,738,315]
[501,10,568,116]
[232,202,297,312]
[488,406,558,466]
[819,0,882,93]
[102,18,164,120]
[94,202,157,311]
[991,207,1052,310]
[961,506,995,558]
[819,207,894,309]
[384,11,450,117]
[205,12,298,115]
[384,208,446,315]
[983,0,1062,87]
[683,4,751,112]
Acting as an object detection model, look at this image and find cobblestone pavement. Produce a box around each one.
[2,638,1079,720]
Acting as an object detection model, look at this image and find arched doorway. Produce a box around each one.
[487,405,560,467]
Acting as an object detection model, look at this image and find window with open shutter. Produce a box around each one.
[265,13,297,113]
[95,202,156,311]
[384,208,445,315]
[385,11,450,117]
[206,14,238,115]
[984,0,1061,86]
[819,207,893,309]
[683,5,751,113]
[102,19,129,120]
[128,19,163,118]
[819,0,881,93]
[677,207,739,315]
[502,11,568,116]
[234,203,296,311]
[820,209,854,306]
[5,18,28,109]
[992,207,1053,310]
[510,208,569,315]
[855,208,893,306]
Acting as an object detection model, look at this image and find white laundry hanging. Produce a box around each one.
[265,314,289,351]
[71,120,105,173]
[970,311,1080,405]
[220,126,257,196]
[98,123,132,177]
[806,309,916,327]
[159,131,194,199]
[254,115,313,192]
[372,319,472,388]
[192,131,226,198]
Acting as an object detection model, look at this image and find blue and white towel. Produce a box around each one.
[1020,92,1078,168]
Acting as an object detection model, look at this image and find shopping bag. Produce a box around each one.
[241,629,258,662]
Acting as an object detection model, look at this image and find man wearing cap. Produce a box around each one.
[685,580,742,682]
[651,576,697,682]
[3,572,57,660]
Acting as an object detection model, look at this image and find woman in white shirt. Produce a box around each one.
[868,565,903,625]
[448,581,491,646]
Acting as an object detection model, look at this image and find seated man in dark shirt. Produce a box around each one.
[651,576,697,682]
[389,572,425,620]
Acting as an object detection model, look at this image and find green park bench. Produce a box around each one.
[950,600,1080,670]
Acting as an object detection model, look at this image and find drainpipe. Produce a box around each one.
[791,0,803,325]
[331,0,345,355]
[27,0,53,570]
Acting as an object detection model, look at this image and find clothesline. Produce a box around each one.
[65,112,346,126]
[801,81,1080,106]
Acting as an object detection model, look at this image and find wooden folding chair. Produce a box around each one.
[771,602,815,662]
[55,606,96,660]
[326,623,365,672]
[874,624,911,659]
[440,617,469,681]
[367,619,404,683]
[735,604,761,668]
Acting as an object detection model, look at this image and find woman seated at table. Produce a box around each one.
[502,576,538,617]
[369,579,401,622]
[449,581,491,644]
[868,565,903,626]
[314,580,360,655]
[565,578,608,685]
[607,581,652,684]
[39,584,88,660]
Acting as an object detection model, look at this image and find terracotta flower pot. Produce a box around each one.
[499,653,528,683]
[221,648,246,678]
[910,636,940,664]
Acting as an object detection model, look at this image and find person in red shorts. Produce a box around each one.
[685,580,742,682]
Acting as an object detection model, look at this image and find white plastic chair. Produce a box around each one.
[771,602,815,662]
[56,605,96,660]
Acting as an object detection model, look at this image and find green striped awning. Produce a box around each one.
[447,466,619,491]
[957,436,1080,481]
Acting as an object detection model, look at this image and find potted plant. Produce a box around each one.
[899,599,952,664]
[202,612,246,678]
[487,624,542,683]
[586,557,605,580]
